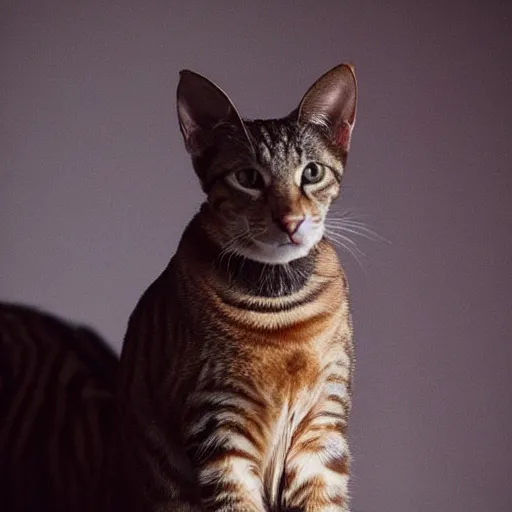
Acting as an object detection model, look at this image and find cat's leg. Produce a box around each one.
[195,453,265,512]
[281,384,351,512]
[187,427,266,511]
[184,388,267,512]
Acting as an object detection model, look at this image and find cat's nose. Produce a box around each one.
[275,215,305,243]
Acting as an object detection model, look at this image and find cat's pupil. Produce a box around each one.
[235,168,264,189]
[307,165,319,178]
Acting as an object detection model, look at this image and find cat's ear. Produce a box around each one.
[177,70,249,156]
[294,63,357,152]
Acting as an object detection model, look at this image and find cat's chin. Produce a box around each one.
[236,239,315,265]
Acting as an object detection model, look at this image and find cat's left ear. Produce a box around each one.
[177,70,250,156]
[294,63,357,152]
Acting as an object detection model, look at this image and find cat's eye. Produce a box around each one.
[301,163,325,185]
[233,168,265,190]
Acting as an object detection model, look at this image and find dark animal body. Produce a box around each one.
[0,302,117,512]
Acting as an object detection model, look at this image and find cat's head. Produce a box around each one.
[177,64,357,264]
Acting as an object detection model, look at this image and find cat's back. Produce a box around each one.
[0,302,117,402]
[0,302,118,512]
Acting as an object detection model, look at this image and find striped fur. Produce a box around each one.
[0,302,117,512]
[111,63,358,511]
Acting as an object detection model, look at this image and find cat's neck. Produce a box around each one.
[214,249,315,298]
[175,205,319,299]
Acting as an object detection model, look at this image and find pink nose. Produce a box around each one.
[275,216,304,242]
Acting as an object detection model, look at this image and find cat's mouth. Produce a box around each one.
[255,233,292,245]
[252,232,303,250]
[252,222,319,249]
[253,238,296,249]
[239,231,320,264]
[225,218,323,264]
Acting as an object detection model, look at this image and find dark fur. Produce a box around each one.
[0,303,117,512]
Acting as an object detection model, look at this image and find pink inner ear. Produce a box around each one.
[336,123,351,150]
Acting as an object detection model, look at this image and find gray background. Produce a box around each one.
[1,1,511,510]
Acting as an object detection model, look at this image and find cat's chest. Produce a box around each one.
[261,345,348,503]
[263,364,346,505]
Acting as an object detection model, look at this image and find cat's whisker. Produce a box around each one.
[217,230,251,263]
[328,207,369,220]
[326,211,370,222]
[324,233,366,272]
[258,263,268,295]
[325,224,385,243]
[324,227,367,271]
[323,229,363,253]
[225,250,236,279]
[328,224,380,237]
[326,214,369,221]
[325,218,390,244]
[326,220,374,230]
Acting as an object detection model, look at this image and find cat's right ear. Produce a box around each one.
[293,63,357,152]
[177,70,249,156]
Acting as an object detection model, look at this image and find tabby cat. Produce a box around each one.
[110,63,358,511]
[0,302,117,512]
